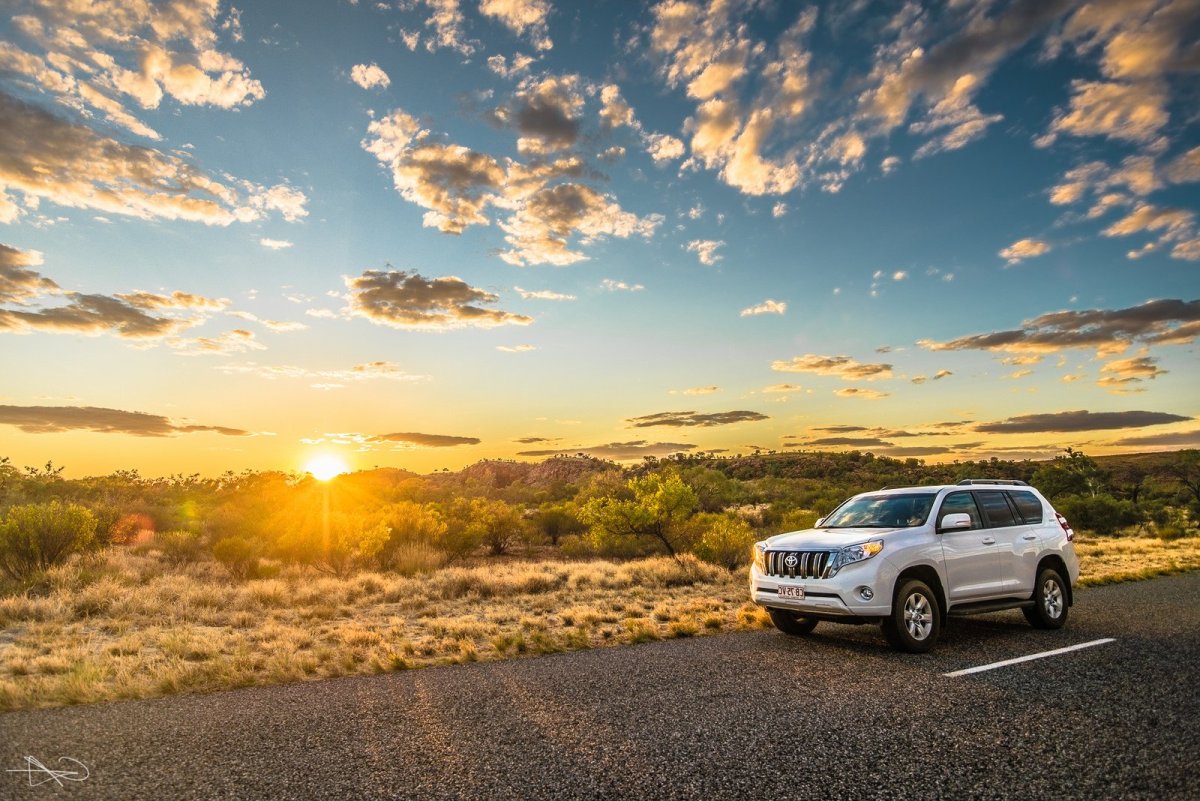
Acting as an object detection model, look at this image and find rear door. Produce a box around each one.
[936,491,1005,601]
[975,490,1039,597]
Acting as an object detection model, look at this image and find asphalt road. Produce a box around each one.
[2,573,1199,801]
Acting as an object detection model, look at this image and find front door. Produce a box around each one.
[937,491,1005,601]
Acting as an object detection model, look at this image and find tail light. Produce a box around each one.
[1056,512,1074,542]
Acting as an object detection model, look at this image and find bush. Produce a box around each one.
[155,529,207,565]
[693,514,758,569]
[212,536,260,579]
[0,502,98,580]
[1057,494,1141,536]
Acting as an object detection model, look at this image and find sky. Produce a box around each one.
[0,0,1198,478]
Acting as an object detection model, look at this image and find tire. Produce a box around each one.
[767,608,819,636]
[881,579,941,653]
[1023,567,1069,629]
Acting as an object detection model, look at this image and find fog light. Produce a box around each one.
[858,586,874,601]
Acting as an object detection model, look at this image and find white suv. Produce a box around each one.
[750,480,1080,652]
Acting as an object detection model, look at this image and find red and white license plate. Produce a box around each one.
[777,586,805,600]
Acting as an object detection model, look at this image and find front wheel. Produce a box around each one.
[882,579,941,653]
[1023,567,1069,629]
[768,608,819,636]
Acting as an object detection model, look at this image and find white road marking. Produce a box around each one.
[943,638,1116,677]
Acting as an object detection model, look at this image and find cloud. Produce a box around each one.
[649,2,815,195]
[974,409,1190,434]
[500,74,583,154]
[0,90,306,226]
[499,182,662,266]
[0,405,249,437]
[645,133,685,162]
[763,383,801,393]
[168,328,265,356]
[514,286,575,301]
[216,360,427,388]
[351,63,391,90]
[1105,429,1200,448]
[771,354,893,381]
[600,279,644,292]
[517,440,697,460]
[0,243,56,304]
[497,344,536,352]
[362,109,505,234]
[626,410,769,428]
[344,268,533,330]
[805,436,894,447]
[479,0,553,51]
[514,436,558,444]
[487,53,536,79]
[740,299,787,317]
[0,1,263,138]
[375,431,481,447]
[362,105,660,265]
[934,369,953,380]
[1097,353,1167,391]
[833,388,889,399]
[686,239,724,265]
[1043,80,1168,145]
[671,386,719,396]
[1000,238,1051,265]
[260,238,294,250]
[919,298,1200,356]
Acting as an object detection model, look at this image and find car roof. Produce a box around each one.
[862,483,1039,496]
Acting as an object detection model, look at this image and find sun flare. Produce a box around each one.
[304,454,349,481]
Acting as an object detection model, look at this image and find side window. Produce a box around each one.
[1007,491,1044,525]
[938,492,981,530]
[976,490,1018,528]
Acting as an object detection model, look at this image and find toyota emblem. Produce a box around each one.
[783,553,798,568]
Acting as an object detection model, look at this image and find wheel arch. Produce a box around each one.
[894,564,947,623]
[1036,554,1074,607]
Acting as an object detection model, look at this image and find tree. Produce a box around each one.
[1031,448,1108,500]
[580,472,699,556]
[529,503,584,546]
[1167,450,1200,509]
[465,499,526,556]
[693,513,757,569]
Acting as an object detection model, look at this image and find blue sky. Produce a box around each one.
[1,0,1198,476]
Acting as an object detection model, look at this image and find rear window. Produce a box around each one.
[1007,490,1044,524]
[976,490,1018,528]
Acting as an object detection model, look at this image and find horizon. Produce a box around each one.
[2,0,1198,479]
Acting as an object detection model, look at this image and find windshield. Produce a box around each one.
[822,493,936,529]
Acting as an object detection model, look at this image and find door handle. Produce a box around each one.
[1022,534,1038,540]
[982,537,996,545]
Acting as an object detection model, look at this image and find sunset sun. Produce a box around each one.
[304,454,349,481]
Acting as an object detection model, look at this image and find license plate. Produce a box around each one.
[777,586,805,600]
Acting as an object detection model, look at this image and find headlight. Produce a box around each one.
[752,542,767,572]
[828,539,884,576]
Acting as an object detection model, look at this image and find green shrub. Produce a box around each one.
[693,514,758,569]
[1058,494,1141,536]
[0,502,97,580]
[212,536,261,579]
[155,529,206,565]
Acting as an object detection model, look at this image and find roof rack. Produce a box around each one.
[955,479,1029,486]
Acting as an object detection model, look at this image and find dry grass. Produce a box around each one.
[0,551,769,711]
[1074,535,1200,586]
[1,535,1196,712]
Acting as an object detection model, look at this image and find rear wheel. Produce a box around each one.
[767,608,819,636]
[1023,567,1068,629]
[882,579,941,653]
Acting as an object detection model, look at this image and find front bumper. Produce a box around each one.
[749,560,896,620]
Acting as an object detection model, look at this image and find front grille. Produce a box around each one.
[764,550,831,579]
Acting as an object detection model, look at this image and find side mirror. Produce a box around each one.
[938,512,972,532]
[815,517,826,528]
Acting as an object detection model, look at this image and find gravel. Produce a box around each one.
[2,573,1198,800]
